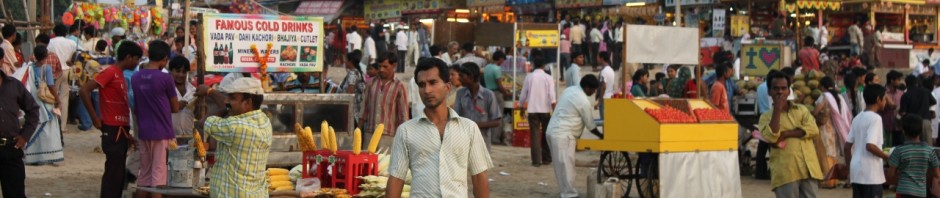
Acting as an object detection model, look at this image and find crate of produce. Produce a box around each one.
[578,99,738,153]
[301,150,378,195]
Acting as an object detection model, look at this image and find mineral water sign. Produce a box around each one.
[201,13,324,72]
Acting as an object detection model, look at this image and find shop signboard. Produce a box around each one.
[712,9,725,37]
[556,0,602,8]
[468,0,505,7]
[507,0,548,5]
[730,15,749,37]
[402,0,449,14]
[517,29,559,48]
[603,0,656,5]
[365,0,401,20]
[741,44,783,76]
[202,13,325,73]
[664,0,716,7]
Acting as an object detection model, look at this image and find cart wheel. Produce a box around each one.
[597,151,633,198]
[635,153,659,198]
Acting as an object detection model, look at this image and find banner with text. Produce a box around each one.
[517,30,559,48]
[202,13,324,73]
[741,44,783,76]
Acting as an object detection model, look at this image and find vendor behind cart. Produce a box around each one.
[198,78,272,197]
[547,74,603,198]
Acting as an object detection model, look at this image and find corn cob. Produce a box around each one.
[295,124,308,151]
[352,128,362,155]
[267,168,289,175]
[368,123,385,154]
[329,126,338,153]
[304,126,317,150]
[194,129,206,158]
[320,121,329,151]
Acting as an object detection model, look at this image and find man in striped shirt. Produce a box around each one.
[888,114,940,198]
[386,58,493,198]
[200,78,272,198]
[361,52,410,149]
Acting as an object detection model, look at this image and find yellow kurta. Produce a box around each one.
[759,102,824,189]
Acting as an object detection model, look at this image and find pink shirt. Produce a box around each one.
[519,69,556,113]
[798,48,820,71]
[560,39,571,54]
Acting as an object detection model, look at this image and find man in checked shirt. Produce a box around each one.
[386,58,493,197]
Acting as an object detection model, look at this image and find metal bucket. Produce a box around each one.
[167,146,195,188]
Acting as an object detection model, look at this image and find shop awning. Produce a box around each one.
[293,0,343,16]
[402,0,460,15]
[364,0,400,21]
[783,0,842,12]
[469,0,506,7]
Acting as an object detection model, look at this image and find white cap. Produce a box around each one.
[219,78,264,95]
[110,27,126,37]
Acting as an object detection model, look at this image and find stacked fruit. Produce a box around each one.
[793,70,826,109]
[356,176,411,198]
[645,105,697,123]
[693,108,734,122]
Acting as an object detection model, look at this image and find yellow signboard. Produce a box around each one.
[730,15,749,37]
[517,30,559,48]
[741,44,783,76]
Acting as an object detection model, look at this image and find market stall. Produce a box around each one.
[577,24,742,198]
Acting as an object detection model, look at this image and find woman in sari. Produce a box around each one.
[813,77,852,188]
[19,47,63,165]
[667,66,691,98]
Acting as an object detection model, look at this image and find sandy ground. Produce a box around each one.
[16,64,859,198]
[14,124,856,198]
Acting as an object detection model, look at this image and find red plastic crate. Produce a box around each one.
[301,150,378,195]
[512,129,531,147]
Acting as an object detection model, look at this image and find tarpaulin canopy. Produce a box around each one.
[625,25,700,65]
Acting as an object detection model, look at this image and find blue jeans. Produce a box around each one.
[850,44,861,56]
[77,92,100,131]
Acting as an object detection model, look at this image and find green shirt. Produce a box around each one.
[483,64,502,91]
[759,102,824,188]
[889,142,940,197]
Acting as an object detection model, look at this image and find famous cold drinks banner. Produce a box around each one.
[202,13,325,73]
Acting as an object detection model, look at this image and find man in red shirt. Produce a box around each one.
[711,64,732,113]
[79,41,142,198]
[799,36,821,71]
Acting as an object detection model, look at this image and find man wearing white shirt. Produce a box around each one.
[48,24,79,132]
[820,20,830,49]
[395,29,408,73]
[589,25,602,67]
[569,20,585,55]
[613,22,624,69]
[362,31,377,65]
[519,58,556,167]
[548,75,603,198]
[347,26,362,52]
[598,52,616,99]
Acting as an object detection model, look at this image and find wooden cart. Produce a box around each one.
[577,99,739,198]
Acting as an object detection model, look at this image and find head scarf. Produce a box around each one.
[667,67,691,98]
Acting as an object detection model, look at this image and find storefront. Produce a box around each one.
[837,0,939,68]
[508,0,553,22]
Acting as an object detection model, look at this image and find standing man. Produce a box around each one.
[759,71,823,198]
[798,37,821,71]
[589,24,602,68]
[200,78,272,197]
[570,20,584,56]
[48,24,78,133]
[80,42,142,198]
[848,18,864,56]
[566,52,584,88]
[131,41,180,197]
[0,49,40,198]
[454,43,487,69]
[483,51,511,145]
[361,53,410,150]
[394,27,408,73]
[548,75,602,198]
[1,25,18,75]
[454,62,502,151]
[347,26,362,52]
[597,52,616,119]
[385,58,493,198]
[520,58,556,167]
[899,75,937,145]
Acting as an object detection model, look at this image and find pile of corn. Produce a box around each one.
[356,175,410,198]
[267,168,293,192]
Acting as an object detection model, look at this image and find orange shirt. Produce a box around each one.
[710,81,729,113]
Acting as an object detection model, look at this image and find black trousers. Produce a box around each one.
[0,141,25,198]
[397,50,407,73]
[851,183,883,198]
[754,141,771,180]
[100,125,129,198]
[589,43,600,66]
[528,113,552,165]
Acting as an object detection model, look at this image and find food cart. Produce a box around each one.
[577,25,742,198]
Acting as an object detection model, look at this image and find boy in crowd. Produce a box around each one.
[131,41,180,197]
[846,84,890,198]
[888,114,940,198]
